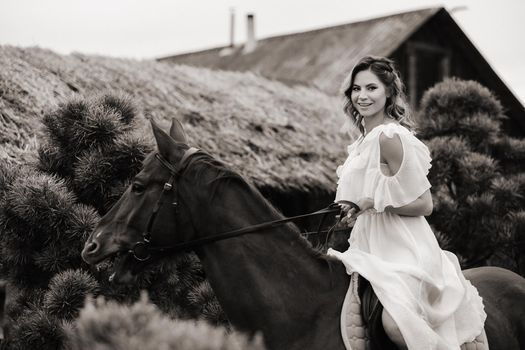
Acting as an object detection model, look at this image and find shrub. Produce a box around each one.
[0,168,99,286]
[1,93,229,348]
[66,295,265,350]
[7,308,68,350]
[37,93,151,214]
[41,95,134,160]
[425,136,470,186]
[420,78,505,125]
[492,137,525,172]
[187,281,228,326]
[44,269,100,321]
[71,135,150,213]
[419,78,525,271]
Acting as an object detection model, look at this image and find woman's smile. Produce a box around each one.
[351,69,388,118]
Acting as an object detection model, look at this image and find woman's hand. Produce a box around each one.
[340,209,357,227]
[338,197,374,227]
[355,197,374,213]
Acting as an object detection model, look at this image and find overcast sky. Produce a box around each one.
[1,0,524,102]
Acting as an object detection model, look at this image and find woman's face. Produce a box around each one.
[351,69,388,119]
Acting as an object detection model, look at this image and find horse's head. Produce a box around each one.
[81,119,203,283]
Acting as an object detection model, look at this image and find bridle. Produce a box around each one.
[130,147,199,261]
[130,147,358,261]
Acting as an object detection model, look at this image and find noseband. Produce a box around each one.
[130,147,355,261]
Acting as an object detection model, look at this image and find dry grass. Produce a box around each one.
[0,45,350,192]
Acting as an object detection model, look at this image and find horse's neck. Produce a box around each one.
[200,224,333,289]
[195,184,347,339]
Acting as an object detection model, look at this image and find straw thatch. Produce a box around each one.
[0,45,348,193]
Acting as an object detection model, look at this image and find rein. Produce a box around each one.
[149,204,342,253]
[130,148,354,261]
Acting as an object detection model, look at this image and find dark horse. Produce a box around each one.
[82,120,525,350]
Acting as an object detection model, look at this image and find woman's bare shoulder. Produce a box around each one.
[379,131,403,163]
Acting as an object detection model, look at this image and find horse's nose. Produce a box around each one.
[82,241,100,263]
[84,242,99,254]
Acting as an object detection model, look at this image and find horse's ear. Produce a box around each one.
[169,118,188,144]
[151,119,175,159]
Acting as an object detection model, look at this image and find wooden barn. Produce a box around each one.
[159,7,525,136]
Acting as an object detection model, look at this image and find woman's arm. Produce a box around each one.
[384,189,433,216]
[379,132,403,175]
[339,189,433,227]
[380,133,433,217]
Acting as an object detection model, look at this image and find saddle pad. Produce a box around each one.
[340,272,489,350]
[340,272,369,350]
[460,329,489,350]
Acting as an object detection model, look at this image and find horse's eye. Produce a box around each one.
[131,182,145,194]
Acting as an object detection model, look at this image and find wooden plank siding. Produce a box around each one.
[392,10,525,134]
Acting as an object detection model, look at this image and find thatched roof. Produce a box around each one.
[0,46,349,194]
[158,7,440,95]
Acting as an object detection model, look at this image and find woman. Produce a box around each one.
[327,56,486,349]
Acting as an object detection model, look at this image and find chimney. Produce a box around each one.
[229,8,235,47]
[244,13,256,53]
[220,8,235,56]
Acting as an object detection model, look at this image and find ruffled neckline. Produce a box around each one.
[352,122,405,148]
[364,122,405,138]
[346,122,412,156]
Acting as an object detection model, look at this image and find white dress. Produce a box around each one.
[327,123,486,350]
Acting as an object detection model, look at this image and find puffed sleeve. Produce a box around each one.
[363,124,432,212]
[335,140,362,202]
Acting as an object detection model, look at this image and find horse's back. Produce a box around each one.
[464,266,525,350]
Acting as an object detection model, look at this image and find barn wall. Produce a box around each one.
[392,13,525,136]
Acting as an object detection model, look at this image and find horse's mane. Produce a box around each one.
[185,152,330,262]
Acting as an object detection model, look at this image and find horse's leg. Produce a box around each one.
[381,309,408,349]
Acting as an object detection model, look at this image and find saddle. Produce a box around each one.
[357,275,398,350]
[340,273,489,350]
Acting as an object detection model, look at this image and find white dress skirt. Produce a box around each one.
[327,123,486,350]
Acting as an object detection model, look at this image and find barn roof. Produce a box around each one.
[158,7,525,132]
[158,7,441,95]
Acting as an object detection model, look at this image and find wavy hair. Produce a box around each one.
[341,56,415,135]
